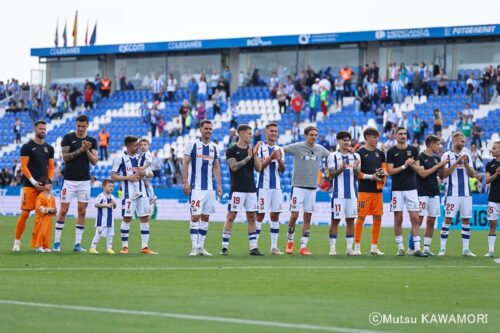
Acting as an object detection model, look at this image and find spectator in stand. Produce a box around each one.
[252,129,262,146]
[209,69,220,96]
[340,65,353,96]
[157,116,166,137]
[69,87,81,112]
[374,107,384,132]
[469,144,484,172]
[471,122,484,149]
[319,176,331,192]
[433,108,443,134]
[217,77,229,98]
[411,114,422,144]
[459,115,473,144]
[319,86,329,116]
[179,99,191,134]
[399,63,408,86]
[277,84,288,114]
[227,128,237,148]
[229,102,239,129]
[13,118,22,143]
[311,78,320,94]
[490,66,498,104]
[291,121,300,142]
[150,103,160,137]
[435,69,449,96]
[385,106,400,133]
[367,77,378,109]
[1,168,12,187]
[166,73,177,102]
[291,92,304,124]
[46,104,58,120]
[318,135,330,151]
[222,66,232,96]
[140,98,150,124]
[0,81,6,100]
[151,151,162,179]
[382,130,397,153]
[481,67,492,104]
[188,77,198,107]
[391,74,404,104]
[308,89,319,121]
[90,176,102,188]
[353,85,364,113]
[334,75,344,109]
[269,72,279,98]
[412,71,423,97]
[325,129,337,150]
[84,84,94,110]
[368,62,379,82]
[348,120,362,146]
[198,75,208,100]
[100,75,112,98]
[164,154,176,187]
[466,73,478,104]
[151,74,165,103]
[195,101,206,128]
[398,113,409,130]
[463,103,473,119]
[211,88,222,116]
[98,127,110,161]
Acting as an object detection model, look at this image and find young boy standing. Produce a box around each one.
[89,179,117,254]
[33,177,57,252]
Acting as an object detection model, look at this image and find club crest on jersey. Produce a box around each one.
[375,153,379,158]
[44,147,49,154]
[434,158,439,164]
[407,151,411,156]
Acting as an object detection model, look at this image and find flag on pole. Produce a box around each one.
[89,22,97,46]
[72,10,78,46]
[54,21,59,47]
[62,21,67,47]
[85,20,89,46]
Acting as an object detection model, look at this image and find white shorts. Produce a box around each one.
[61,180,91,203]
[487,202,500,221]
[228,192,258,212]
[391,190,419,212]
[331,197,358,219]
[190,189,216,215]
[444,196,472,219]
[95,226,114,237]
[122,197,150,218]
[418,196,441,217]
[257,189,283,213]
[290,187,316,213]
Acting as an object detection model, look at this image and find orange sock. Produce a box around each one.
[15,210,30,240]
[354,217,364,244]
[371,218,382,245]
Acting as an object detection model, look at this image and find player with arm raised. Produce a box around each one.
[327,131,360,256]
[386,127,427,257]
[485,141,500,257]
[12,120,55,252]
[438,132,476,257]
[283,126,330,255]
[255,122,286,255]
[183,120,223,256]
[53,114,98,252]
[111,136,157,255]
[221,124,263,255]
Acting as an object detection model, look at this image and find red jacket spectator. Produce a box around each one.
[291,96,303,113]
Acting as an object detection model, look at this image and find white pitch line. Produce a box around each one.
[0,299,395,333]
[0,265,497,272]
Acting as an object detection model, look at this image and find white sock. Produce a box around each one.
[140,223,150,249]
[488,234,496,252]
[412,235,421,251]
[329,234,337,248]
[106,235,113,249]
[249,232,257,250]
[91,229,102,249]
[440,223,450,250]
[54,220,65,243]
[189,221,200,249]
[461,225,471,250]
[221,231,231,248]
[148,185,156,197]
[346,235,354,251]
[270,221,279,249]
[300,231,310,249]
[255,221,262,242]
[120,221,130,248]
[198,222,208,249]
[395,235,404,250]
[369,243,376,251]
[424,237,432,251]
[75,224,85,245]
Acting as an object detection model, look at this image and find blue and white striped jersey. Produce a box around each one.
[94,192,114,227]
[328,151,360,199]
[441,151,472,197]
[257,143,284,190]
[112,152,150,199]
[184,139,219,190]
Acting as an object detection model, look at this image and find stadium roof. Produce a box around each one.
[31,23,500,58]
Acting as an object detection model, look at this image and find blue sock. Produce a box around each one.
[408,232,414,250]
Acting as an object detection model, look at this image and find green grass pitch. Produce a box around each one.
[0,216,499,333]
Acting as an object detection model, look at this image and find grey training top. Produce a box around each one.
[283,142,330,188]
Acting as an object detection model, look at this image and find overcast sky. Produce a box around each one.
[1,0,499,82]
